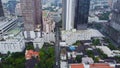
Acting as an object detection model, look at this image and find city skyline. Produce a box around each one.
[0,0,120,68]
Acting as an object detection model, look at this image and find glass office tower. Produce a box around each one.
[74,0,90,30]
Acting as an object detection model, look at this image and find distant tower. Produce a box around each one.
[108,0,120,44]
[15,3,22,16]
[21,0,43,39]
[62,0,76,30]
[0,0,4,17]
[74,0,90,30]
[7,0,17,15]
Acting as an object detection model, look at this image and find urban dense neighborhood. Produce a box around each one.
[0,0,120,68]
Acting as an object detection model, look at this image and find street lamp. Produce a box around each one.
[53,14,61,68]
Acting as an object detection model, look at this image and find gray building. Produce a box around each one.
[109,0,120,44]
[0,0,4,17]
[74,0,90,30]
[21,0,43,39]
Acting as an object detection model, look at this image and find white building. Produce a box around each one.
[96,46,120,57]
[62,0,76,30]
[61,29,104,45]
[32,32,55,49]
[0,35,25,54]
[0,17,18,36]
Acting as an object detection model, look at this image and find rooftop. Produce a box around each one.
[70,64,84,68]
[70,63,115,68]
[61,29,104,45]
[0,17,17,30]
[25,50,39,60]
[90,63,114,68]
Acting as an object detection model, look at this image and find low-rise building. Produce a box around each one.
[69,63,116,68]
[61,29,104,45]
[25,50,39,60]
[0,17,18,38]
[0,35,25,54]
[96,46,120,57]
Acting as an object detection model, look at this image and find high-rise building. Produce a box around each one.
[7,0,17,15]
[21,0,42,39]
[74,0,90,30]
[62,0,76,30]
[15,3,22,16]
[108,0,120,44]
[0,0,4,17]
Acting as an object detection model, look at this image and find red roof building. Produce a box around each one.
[25,50,39,60]
[70,64,84,68]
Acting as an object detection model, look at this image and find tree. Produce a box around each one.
[108,43,117,50]
[73,40,81,46]
[1,52,25,68]
[39,46,55,68]
[99,12,110,20]
[96,48,108,59]
[92,39,100,46]
[94,57,99,63]
[75,55,82,63]
[26,42,34,50]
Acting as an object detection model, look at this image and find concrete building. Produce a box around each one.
[108,0,120,44]
[0,0,4,17]
[0,17,18,37]
[0,34,25,54]
[42,11,55,33]
[15,3,22,16]
[62,0,76,30]
[74,0,90,30]
[21,0,43,39]
[61,29,104,45]
[96,46,120,57]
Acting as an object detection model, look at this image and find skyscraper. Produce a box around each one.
[0,0,4,17]
[108,0,120,44]
[74,0,90,30]
[62,0,76,30]
[21,0,42,39]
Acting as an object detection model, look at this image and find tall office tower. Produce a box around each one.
[74,0,90,30]
[0,0,4,17]
[21,0,42,39]
[62,0,76,30]
[108,0,120,44]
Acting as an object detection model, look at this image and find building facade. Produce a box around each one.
[0,17,18,36]
[108,0,120,44]
[74,0,90,30]
[0,0,4,17]
[7,0,17,15]
[0,36,25,54]
[62,0,76,30]
[15,3,22,16]
[21,0,43,39]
